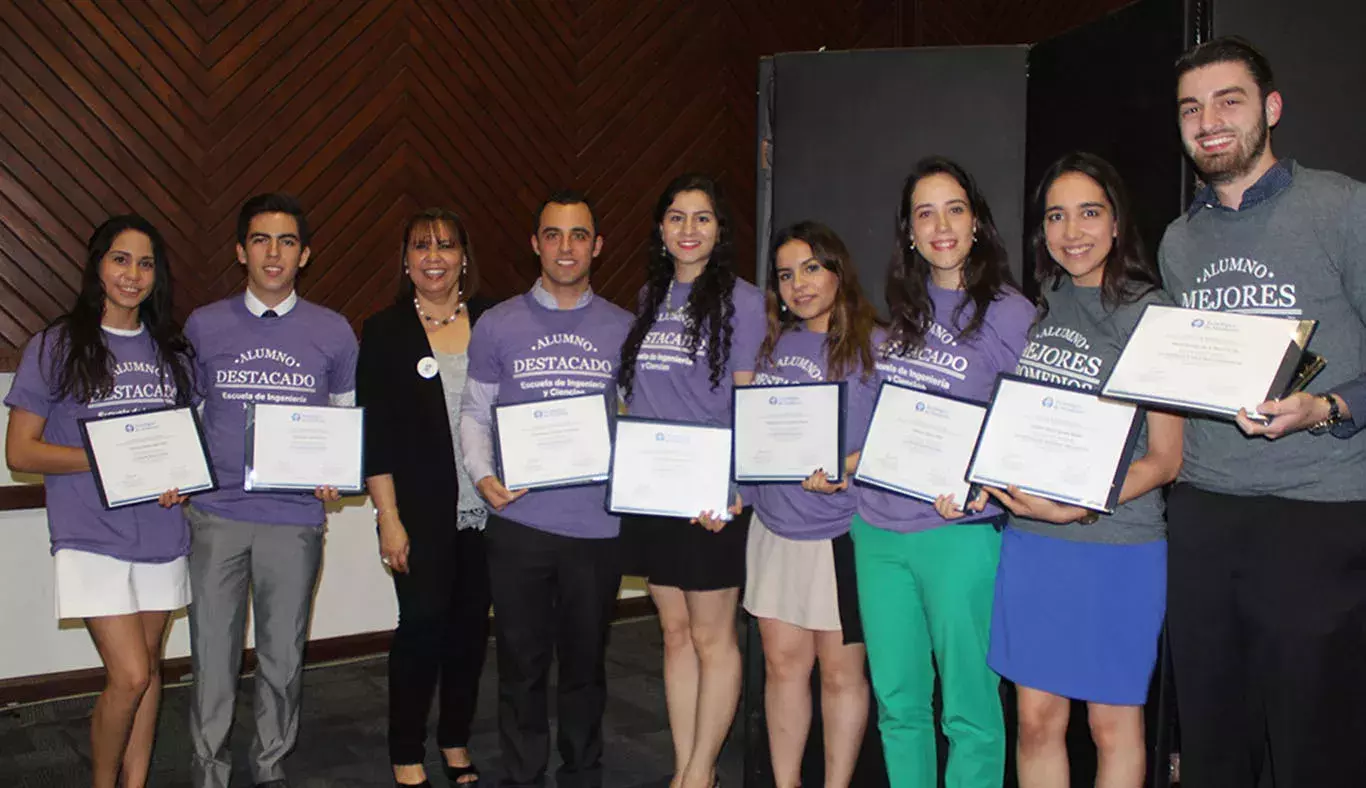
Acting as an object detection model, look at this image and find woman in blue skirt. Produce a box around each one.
[984,152,1183,788]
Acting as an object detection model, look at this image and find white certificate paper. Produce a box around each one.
[732,382,844,483]
[244,404,365,493]
[80,406,216,509]
[854,383,986,505]
[967,376,1140,513]
[608,418,733,520]
[494,393,612,491]
[1101,305,1316,419]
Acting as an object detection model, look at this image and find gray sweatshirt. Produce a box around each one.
[1158,161,1366,501]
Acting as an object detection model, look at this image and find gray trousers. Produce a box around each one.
[186,504,324,788]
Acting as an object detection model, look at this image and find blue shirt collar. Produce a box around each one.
[1187,159,1294,218]
[530,279,594,310]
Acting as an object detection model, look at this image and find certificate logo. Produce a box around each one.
[125,423,136,433]
[768,396,778,405]
[767,395,802,406]
[915,401,927,412]
[291,412,302,422]
[1191,318,1205,328]
[534,407,567,419]
[1041,397,1055,408]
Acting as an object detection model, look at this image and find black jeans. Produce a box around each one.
[1166,483,1366,787]
[388,526,491,765]
[485,514,621,788]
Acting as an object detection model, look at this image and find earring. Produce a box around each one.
[908,237,916,251]
[780,303,788,313]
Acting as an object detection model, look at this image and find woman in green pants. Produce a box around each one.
[852,157,1034,786]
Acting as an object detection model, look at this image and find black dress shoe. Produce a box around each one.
[255,781,288,788]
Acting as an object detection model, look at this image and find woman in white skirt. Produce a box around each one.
[744,221,881,788]
[5,215,196,788]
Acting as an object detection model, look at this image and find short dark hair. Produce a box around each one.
[1175,36,1275,101]
[237,193,310,247]
[535,189,598,235]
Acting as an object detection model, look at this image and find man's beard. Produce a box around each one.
[1188,112,1270,185]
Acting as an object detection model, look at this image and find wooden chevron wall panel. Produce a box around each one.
[0,0,1132,369]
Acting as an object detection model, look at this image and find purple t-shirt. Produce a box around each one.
[628,278,766,426]
[856,285,1034,534]
[5,327,190,562]
[467,292,633,539]
[185,296,359,526]
[747,327,879,541]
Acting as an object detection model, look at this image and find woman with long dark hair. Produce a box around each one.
[357,209,498,787]
[744,221,880,788]
[852,157,1035,787]
[618,174,766,788]
[5,215,195,788]
[986,152,1182,788]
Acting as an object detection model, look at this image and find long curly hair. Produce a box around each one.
[760,221,879,382]
[43,215,195,405]
[618,173,737,401]
[886,156,1017,353]
[1030,152,1161,319]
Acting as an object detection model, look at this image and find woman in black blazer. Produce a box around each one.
[357,208,498,788]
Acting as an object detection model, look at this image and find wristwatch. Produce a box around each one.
[1308,394,1343,436]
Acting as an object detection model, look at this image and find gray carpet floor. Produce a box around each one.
[0,616,743,788]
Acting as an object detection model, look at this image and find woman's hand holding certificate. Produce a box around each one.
[854,383,987,506]
[607,418,734,521]
[80,406,216,509]
[966,376,1141,513]
[732,382,845,483]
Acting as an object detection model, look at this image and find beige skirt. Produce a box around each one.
[743,512,844,632]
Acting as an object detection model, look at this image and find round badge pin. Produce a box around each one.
[417,356,439,379]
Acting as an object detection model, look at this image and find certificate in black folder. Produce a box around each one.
[607,417,733,520]
[854,382,987,505]
[966,376,1142,513]
[493,392,613,492]
[732,381,845,483]
[80,406,217,509]
[1100,304,1319,421]
[244,403,365,493]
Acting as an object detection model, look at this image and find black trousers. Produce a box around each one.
[388,525,492,765]
[1167,483,1366,787]
[485,514,621,788]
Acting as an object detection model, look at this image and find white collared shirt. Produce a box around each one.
[244,288,299,317]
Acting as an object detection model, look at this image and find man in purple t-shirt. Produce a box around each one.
[458,190,631,788]
[183,194,359,788]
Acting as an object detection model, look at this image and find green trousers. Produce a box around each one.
[851,514,1004,788]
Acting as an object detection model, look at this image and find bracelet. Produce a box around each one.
[1308,394,1342,436]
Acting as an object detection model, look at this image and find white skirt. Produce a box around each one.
[743,513,843,631]
[54,549,191,619]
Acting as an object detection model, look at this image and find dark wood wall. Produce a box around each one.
[0,0,1132,370]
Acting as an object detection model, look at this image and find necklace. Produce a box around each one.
[414,296,464,326]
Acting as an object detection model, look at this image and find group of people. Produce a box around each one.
[7,35,1366,788]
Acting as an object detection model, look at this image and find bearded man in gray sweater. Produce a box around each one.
[1159,36,1366,788]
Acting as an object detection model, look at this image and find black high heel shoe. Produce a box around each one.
[443,760,481,784]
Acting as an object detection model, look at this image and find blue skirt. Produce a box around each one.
[987,527,1166,706]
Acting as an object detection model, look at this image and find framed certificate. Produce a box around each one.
[732,382,845,483]
[493,392,612,492]
[243,403,365,493]
[1100,304,1318,420]
[607,417,733,520]
[966,376,1141,513]
[79,406,216,509]
[854,382,986,505]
